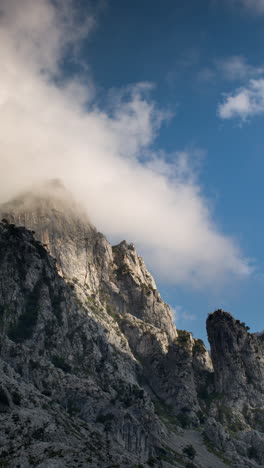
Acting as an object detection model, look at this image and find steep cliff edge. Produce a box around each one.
[0,219,228,468]
[205,310,264,466]
[1,183,264,467]
[1,181,176,341]
[207,309,264,406]
[0,221,164,467]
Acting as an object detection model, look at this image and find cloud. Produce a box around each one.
[218,79,264,119]
[172,306,196,324]
[225,0,264,14]
[0,0,251,288]
[237,0,264,13]
[198,56,264,84]
[217,56,264,81]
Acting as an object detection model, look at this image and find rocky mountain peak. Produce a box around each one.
[1,179,90,224]
[0,181,177,340]
[0,185,264,467]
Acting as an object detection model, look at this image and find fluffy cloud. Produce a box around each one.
[0,0,251,287]
[218,79,264,119]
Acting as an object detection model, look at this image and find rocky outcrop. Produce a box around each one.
[1,180,177,341]
[207,309,264,406]
[205,310,264,466]
[2,183,264,467]
[1,184,214,422]
[0,220,166,467]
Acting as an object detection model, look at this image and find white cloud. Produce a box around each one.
[217,56,264,81]
[0,0,251,288]
[218,79,264,119]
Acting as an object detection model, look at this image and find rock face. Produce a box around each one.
[0,220,163,467]
[0,183,263,468]
[206,310,264,466]
[1,180,176,341]
[207,310,264,406]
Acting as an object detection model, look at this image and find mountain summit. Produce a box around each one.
[0,183,263,467]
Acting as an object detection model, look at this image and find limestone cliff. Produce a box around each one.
[0,183,263,468]
[1,180,176,341]
[205,310,264,466]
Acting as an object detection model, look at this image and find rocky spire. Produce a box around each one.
[207,309,264,406]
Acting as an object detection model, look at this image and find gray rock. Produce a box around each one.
[0,183,262,467]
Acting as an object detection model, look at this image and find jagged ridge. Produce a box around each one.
[0,184,264,467]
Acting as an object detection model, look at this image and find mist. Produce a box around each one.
[0,0,251,287]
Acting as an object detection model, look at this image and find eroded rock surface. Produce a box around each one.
[0,184,263,467]
[206,310,264,466]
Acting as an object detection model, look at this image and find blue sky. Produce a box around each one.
[1,0,264,343]
[79,0,264,340]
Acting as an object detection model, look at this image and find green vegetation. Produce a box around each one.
[85,295,104,316]
[106,304,121,323]
[192,339,206,355]
[176,330,191,346]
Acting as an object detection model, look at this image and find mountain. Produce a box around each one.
[0,181,263,468]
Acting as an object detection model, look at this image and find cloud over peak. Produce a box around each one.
[0,0,251,288]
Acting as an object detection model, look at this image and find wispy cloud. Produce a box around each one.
[0,0,251,288]
[198,56,264,83]
[171,305,196,327]
[236,0,264,14]
[218,79,264,120]
[217,56,264,81]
